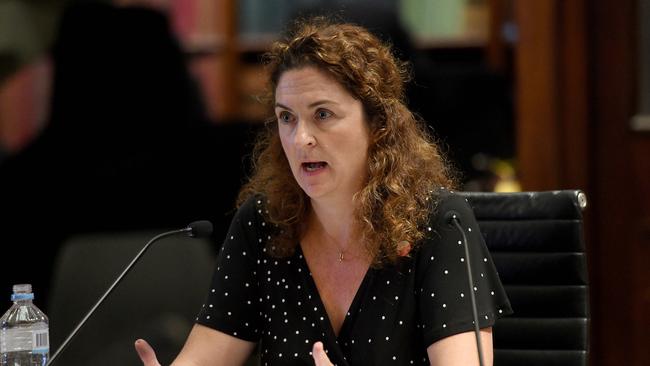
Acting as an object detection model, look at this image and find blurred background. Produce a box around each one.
[0,0,648,365]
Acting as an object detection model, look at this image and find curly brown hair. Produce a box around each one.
[238,18,456,266]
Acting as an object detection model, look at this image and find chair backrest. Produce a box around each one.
[459,190,589,366]
[47,230,216,366]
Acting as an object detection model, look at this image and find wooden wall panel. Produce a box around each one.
[514,0,590,192]
[514,0,562,190]
[516,0,649,364]
[211,0,238,120]
[631,138,650,366]
[591,0,649,364]
[513,0,650,364]
[558,0,589,191]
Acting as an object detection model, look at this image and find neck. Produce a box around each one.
[307,195,364,261]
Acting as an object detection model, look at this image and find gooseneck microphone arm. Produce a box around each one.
[446,211,485,366]
[47,220,213,366]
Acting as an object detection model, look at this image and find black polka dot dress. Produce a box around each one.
[196,190,512,365]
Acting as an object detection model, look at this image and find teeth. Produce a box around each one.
[305,162,325,172]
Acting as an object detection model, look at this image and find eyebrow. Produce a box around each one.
[274,102,293,111]
[308,99,338,108]
[274,100,338,110]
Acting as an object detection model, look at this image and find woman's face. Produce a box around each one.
[275,66,370,201]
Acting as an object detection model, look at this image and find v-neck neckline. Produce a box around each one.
[296,245,375,342]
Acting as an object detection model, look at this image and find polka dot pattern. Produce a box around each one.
[196,190,512,365]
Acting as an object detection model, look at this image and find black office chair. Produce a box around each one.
[459,190,589,366]
[47,229,216,366]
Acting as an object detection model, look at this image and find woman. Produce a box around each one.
[136,18,511,366]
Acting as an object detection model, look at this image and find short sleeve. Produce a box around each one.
[195,196,262,341]
[416,190,513,347]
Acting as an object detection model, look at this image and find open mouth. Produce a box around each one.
[302,161,328,172]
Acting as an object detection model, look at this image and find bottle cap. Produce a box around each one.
[11,283,34,301]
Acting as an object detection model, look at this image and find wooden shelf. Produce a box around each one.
[235,32,490,57]
[237,33,278,54]
[412,33,488,49]
[181,34,227,56]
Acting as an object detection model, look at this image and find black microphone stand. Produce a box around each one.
[47,227,192,365]
[448,211,485,366]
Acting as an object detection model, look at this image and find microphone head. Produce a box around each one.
[186,220,213,238]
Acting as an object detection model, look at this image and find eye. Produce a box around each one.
[277,111,295,124]
[315,109,333,120]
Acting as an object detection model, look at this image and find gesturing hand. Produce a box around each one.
[312,342,334,366]
[135,339,162,366]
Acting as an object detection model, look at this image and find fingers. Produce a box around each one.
[312,341,333,366]
[134,339,162,366]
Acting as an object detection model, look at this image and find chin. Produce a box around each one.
[302,188,325,200]
[299,183,330,200]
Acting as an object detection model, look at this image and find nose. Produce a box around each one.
[294,119,316,147]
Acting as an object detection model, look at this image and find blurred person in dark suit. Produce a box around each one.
[0,144,6,165]
[0,0,252,306]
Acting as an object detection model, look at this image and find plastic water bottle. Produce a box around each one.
[0,284,49,366]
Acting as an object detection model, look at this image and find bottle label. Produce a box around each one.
[33,329,49,353]
[0,328,49,353]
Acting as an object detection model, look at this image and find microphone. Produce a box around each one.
[187,220,213,238]
[445,211,485,366]
[47,220,213,365]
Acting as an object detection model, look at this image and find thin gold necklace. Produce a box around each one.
[308,217,357,262]
[336,240,359,262]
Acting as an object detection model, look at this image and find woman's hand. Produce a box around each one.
[136,337,334,365]
[135,339,161,366]
[312,342,334,366]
